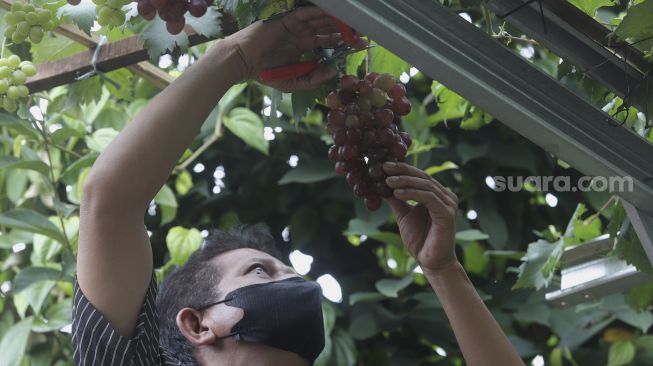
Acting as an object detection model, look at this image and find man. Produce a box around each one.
[74,6,524,366]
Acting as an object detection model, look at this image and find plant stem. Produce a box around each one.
[492,34,540,46]
[583,195,616,226]
[173,111,224,174]
[29,118,73,252]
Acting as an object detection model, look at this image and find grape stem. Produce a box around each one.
[0,37,5,58]
[172,109,224,174]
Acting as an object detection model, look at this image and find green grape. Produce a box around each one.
[36,9,51,23]
[99,6,113,19]
[4,26,15,38]
[0,80,8,93]
[0,59,8,67]
[0,66,10,78]
[11,32,27,44]
[12,70,27,85]
[3,97,18,113]
[97,14,111,26]
[12,10,26,21]
[16,85,29,98]
[16,21,30,36]
[93,0,107,5]
[29,27,44,42]
[105,0,122,8]
[111,10,125,26]
[26,12,39,25]
[43,20,54,31]
[7,55,21,68]
[5,12,19,26]
[10,2,22,11]
[23,4,35,13]
[6,86,20,100]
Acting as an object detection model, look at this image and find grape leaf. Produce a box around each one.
[613,225,653,273]
[31,33,86,64]
[607,341,636,366]
[512,239,559,290]
[614,0,653,42]
[368,46,410,78]
[104,69,134,101]
[166,226,202,265]
[57,0,97,35]
[567,0,616,17]
[139,16,190,59]
[223,107,269,154]
[186,6,222,38]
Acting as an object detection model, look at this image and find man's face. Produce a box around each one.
[213,247,299,296]
[201,248,300,336]
[195,248,309,365]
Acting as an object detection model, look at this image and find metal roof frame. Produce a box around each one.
[486,0,651,114]
[311,0,653,264]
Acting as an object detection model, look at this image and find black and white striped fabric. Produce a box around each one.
[72,272,184,366]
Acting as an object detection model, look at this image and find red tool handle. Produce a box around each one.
[332,16,361,47]
[259,60,323,82]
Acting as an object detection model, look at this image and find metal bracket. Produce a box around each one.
[623,199,653,267]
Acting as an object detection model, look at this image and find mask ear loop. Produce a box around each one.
[196,297,240,341]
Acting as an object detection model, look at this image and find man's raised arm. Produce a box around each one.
[382,162,524,366]
[78,7,339,338]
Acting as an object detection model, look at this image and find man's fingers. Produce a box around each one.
[384,162,458,203]
[309,33,341,50]
[384,196,411,218]
[393,188,449,215]
[386,175,456,207]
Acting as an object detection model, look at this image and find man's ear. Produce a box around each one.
[176,308,217,346]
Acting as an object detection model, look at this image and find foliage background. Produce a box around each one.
[1,0,653,365]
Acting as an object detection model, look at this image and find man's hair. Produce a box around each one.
[157,224,283,365]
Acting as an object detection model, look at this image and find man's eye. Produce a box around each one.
[248,264,268,275]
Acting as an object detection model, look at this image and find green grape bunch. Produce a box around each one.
[92,0,132,27]
[3,2,55,44]
[0,55,36,113]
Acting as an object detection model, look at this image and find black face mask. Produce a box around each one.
[200,277,325,365]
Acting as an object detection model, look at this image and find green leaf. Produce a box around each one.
[13,267,61,293]
[60,154,98,185]
[104,69,134,101]
[349,311,379,340]
[568,0,616,17]
[155,184,178,208]
[625,283,653,311]
[0,209,66,244]
[328,329,357,366]
[186,6,222,38]
[166,226,203,265]
[0,317,33,366]
[0,156,49,176]
[430,80,467,124]
[6,169,29,204]
[424,161,458,175]
[139,16,190,59]
[349,292,385,306]
[345,49,367,76]
[175,170,193,196]
[85,128,119,153]
[614,226,653,273]
[56,0,97,35]
[513,239,560,290]
[455,229,489,242]
[463,241,489,275]
[614,0,653,42]
[223,107,269,155]
[278,159,337,184]
[375,274,413,298]
[607,341,636,366]
[32,300,72,333]
[368,46,410,78]
[460,107,493,130]
[218,83,247,113]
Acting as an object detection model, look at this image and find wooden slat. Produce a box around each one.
[0,0,238,91]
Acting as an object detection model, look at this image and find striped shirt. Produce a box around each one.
[72,272,184,366]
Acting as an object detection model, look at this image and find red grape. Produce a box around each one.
[375,182,393,198]
[399,132,412,148]
[328,110,345,127]
[341,75,358,89]
[365,72,380,83]
[346,128,362,143]
[368,164,385,181]
[392,96,411,116]
[189,0,207,17]
[335,162,348,176]
[373,74,396,92]
[328,145,339,161]
[364,195,382,211]
[345,114,360,128]
[166,17,185,34]
[151,0,167,9]
[388,83,406,99]
[375,109,394,126]
[138,0,155,16]
[353,183,368,197]
[327,91,342,110]
[339,88,356,104]
[333,128,347,145]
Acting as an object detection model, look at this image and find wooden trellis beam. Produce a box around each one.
[0,0,238,91]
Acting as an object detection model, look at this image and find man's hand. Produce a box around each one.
[383,162,459,274]
[225,6,342,92]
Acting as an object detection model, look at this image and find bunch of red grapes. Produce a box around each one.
[136,0,213,34]
[326,73,412,211]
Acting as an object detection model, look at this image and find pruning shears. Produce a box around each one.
[259,44,374,82]
[259,2,368,82]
